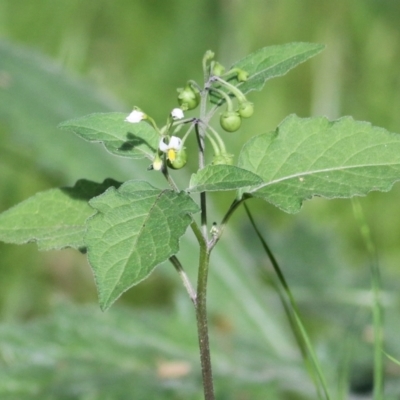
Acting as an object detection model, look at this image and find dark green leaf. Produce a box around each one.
[189,165,263,192]
[0,179,120,250]
[85,180,200,310]
[231,42,325,95]
[58,112,159,159]
[238,115,400,213]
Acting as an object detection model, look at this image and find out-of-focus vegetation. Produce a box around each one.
[1,0,400,398]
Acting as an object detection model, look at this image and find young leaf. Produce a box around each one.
[188,164,263,192]
[58,112,159,159]
[229,42,324,95]
[85,180,200,310]
[238,115,400,213]
[0,179,120,250]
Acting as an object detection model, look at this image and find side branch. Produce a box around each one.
[209,197,244,250]
[169,255,197,305]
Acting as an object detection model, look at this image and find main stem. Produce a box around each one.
[195,244,214,399]
[194,73,215,399]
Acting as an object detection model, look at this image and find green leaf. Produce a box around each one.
[231,42,324,95]
[188,164,263,192]
[85,180,200,310]
[238,115,400,213]
[0,179,120,250]
[58,112,159,159]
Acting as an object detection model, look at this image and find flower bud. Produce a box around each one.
[171,108,184,120]
[152,153,163,171]
[220,111,242,132]
[204,50,215,61]
[212,62,225,77]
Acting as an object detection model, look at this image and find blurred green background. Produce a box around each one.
[1,0,400,398]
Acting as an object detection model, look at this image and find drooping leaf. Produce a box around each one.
[58,112,159,159]
[188,165,263,192]
[238,114,400,213]
[231,42,325,95]
[0,179,120,250]
[85,180,200,310]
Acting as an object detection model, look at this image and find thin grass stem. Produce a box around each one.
[351,198,384,399]
[244,202,331,400]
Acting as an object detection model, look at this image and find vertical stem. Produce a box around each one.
[195,244,214,400]
[200,192,207,234]
[195,123,208,238]
[194,65,215,399]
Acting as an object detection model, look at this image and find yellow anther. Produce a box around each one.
[168,148,177,161]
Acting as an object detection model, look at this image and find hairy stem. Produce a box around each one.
[195,245,214,400]
[161,163,179,192]
[192,78,215,399]
[195,123,208,239]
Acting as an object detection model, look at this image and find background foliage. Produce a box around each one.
[1,0,400,398]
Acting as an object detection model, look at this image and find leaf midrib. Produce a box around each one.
[250,162,400,193]
[106,190,168,301]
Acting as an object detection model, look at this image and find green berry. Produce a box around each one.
[238,101,254,118]
[167,148,187,169]
[177,84,200,111]
[220,111,242,132]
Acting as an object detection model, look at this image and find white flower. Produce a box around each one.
[125,109,145,123]
[159,136,183,162]
[170,108,184,120]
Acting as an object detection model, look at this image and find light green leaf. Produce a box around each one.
[238,115,400,213]
[231,42,325,95]
[0,179,120,250]
[85,180,200,310]
[188,164,263,192]
[58,112,159,159]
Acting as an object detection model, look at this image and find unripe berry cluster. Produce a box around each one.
[125,50,253,172]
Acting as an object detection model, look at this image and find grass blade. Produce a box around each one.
[244,202,331,400]
[351,198,384,399]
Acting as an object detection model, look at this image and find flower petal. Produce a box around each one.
[171,108,184,120]
[125,109,145,123]
[159,137,169,152]
[169,136,183,150]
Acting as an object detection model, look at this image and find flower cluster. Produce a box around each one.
[125,107,187,170]
[124,50,253,172]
